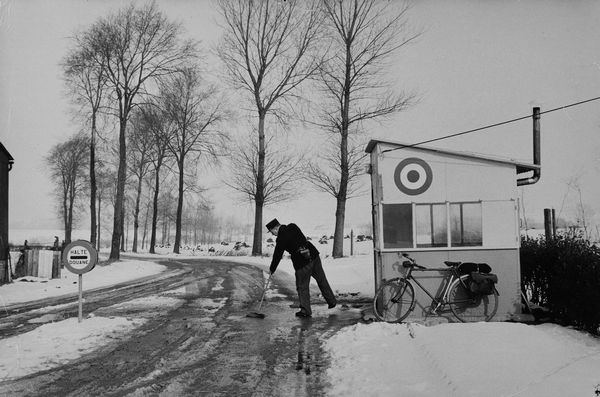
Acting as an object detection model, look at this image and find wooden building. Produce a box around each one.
[366,108,541,321]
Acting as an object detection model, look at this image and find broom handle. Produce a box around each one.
[256,273,272,311]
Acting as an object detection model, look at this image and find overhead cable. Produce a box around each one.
[381,95,600,153]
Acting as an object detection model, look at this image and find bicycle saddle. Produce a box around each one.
[444,261,462,267]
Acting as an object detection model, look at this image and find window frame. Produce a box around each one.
[381,203,413,249]
[415,202,449,248]
[449,201,483,247]
[380,200,485,252]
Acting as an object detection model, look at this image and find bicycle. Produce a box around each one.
[373,253,499,323]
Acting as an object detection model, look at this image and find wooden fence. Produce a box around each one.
[1,249,62,284]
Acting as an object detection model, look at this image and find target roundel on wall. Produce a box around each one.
[393,157,433,195]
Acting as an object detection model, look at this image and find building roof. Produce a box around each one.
[365,138,540,175]
[0,142,14,162]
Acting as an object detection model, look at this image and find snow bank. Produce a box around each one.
[0,260,168,307]
[0,316,145,381]
[324,321,600,397]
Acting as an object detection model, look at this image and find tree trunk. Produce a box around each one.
[332,47,353,258]
[150,161,162,254]
[193,217,197,246]
[62,183,68,243]
[251,113,266,256]
[89,115,97,248]
[161,211,167,246]
[167,222,171,245]
[110,118,127,260]
[142,201,150,250]
[97,195,102,249]
[332,197,347,257]
[121,206,126,252]
[174,157,185,254]
[132,168,143,253]
[66,184,75,244]
[333,132,349,258]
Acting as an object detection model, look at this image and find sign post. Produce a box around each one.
[62,240,98,322]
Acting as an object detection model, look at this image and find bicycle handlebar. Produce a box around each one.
[402,261,427,270]
[401,254,427,270]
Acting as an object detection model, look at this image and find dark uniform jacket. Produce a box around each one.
[269,223,319,273]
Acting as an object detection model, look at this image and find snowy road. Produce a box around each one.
[0,260,192,339]
[0,259,364,396]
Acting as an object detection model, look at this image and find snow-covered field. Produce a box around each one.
[1,248,600,395]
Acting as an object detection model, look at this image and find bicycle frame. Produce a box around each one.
[403,264,466,314]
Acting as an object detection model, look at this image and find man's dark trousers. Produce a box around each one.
[295,255,336,316]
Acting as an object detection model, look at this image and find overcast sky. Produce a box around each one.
[1,0,599,237]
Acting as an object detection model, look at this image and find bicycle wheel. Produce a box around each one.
[373,278,415,323]
[447,274,498,322]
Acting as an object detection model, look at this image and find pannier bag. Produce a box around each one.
[470,272,498,295]
[458,262,492,275]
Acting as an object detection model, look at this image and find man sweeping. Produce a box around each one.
[266,218,337,318]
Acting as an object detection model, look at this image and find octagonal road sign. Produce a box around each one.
[63,240,98,274]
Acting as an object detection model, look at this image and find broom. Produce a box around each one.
[246,273,272,319]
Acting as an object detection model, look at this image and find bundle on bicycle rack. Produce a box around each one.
[458,262,498,295]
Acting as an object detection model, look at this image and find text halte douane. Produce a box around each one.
[68,260,89,265]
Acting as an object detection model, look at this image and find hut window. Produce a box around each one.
[382,204,412,248]
[415,203,447,247]
[450,202,482,246]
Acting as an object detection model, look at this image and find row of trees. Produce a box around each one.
[218,0,419,257]
[45,132,245,250]
[47,0,419,259]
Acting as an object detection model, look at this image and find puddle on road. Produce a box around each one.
[27,313,65,324]
[164,278,227,297]
[241,302,367,396]
[93,296,184,319]
[211,278,225,291]
[265,288,287,299]
[185,283,201,295]
[190,297,228,312]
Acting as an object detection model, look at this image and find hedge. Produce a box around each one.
[520,234,600,335]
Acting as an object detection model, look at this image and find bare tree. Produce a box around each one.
[305,134,365,198]
[75,2,197,260]
[561,176,594,240]
[162,67,227,254]
[309,0,420,257]
[136,105,171,254]
[141,196,152,250]
[46,133,90,243]
[94,161,114,249]
[127,110,155,252]
[216,0,323,255]
[225,130,305,209]
[62,43,110,249]
[192,202,219,244]
[185,196,212,246]
[158,185,177,246]
[139,104,174,254]
[121,195,132,251]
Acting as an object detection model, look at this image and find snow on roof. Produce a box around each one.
[365,138,539,175]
